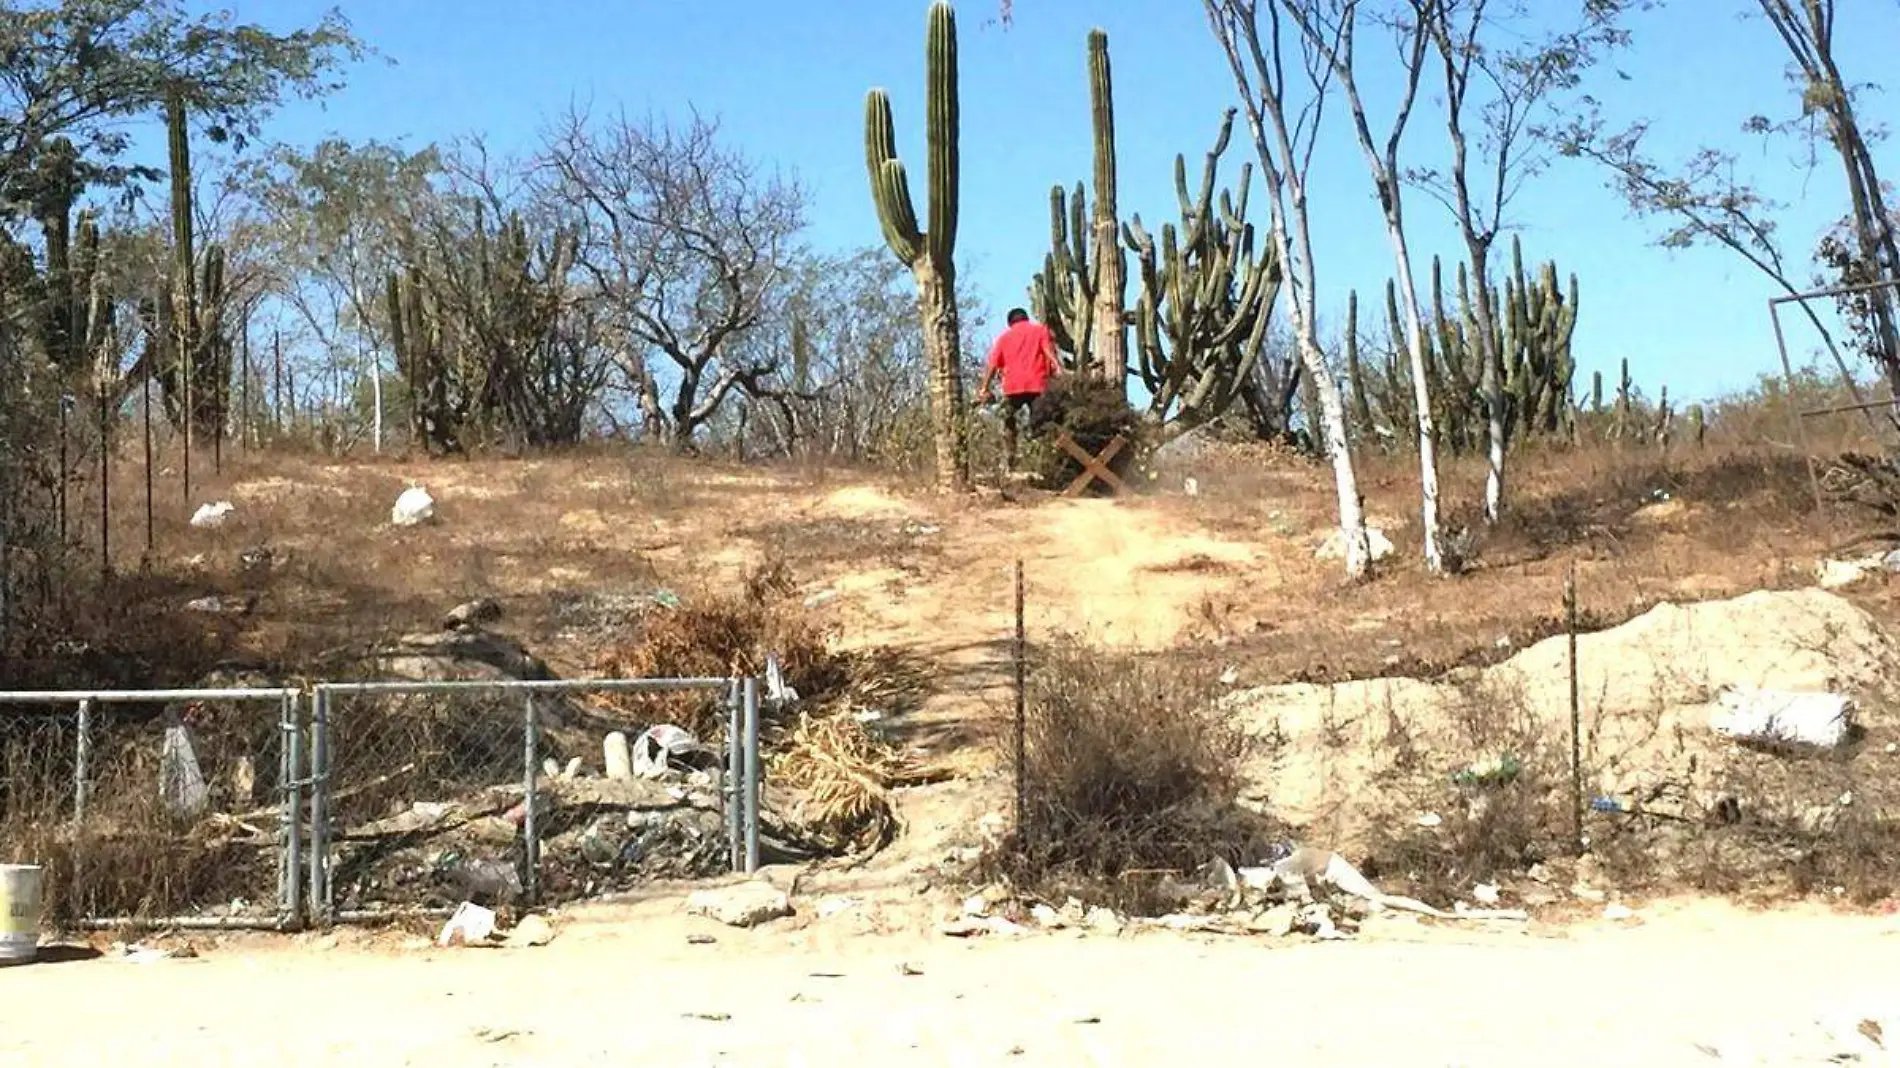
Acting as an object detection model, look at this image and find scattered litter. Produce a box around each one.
[899,961,923,976]
[1603,903,1636,921]
[1030,903,1063,928]
[391,485,436,527]
[438,901,498,947]
[632,725,717,779]
[1183,477,1200,497]
[687,934,717,945]
[902,522,942,536]
[1452,754,1522,788]
[158,722,209,819]
[1219,665,1240,686]
[852,709,885,723]
[816,897,860,919]
[803,589,839,608]
[1472,883,1502,906]
[189,501,235,528]
[603,731,633,780]
[1818,554,1884,589]
[764,654,799,705]
[685,1012,731,1023]
[1315,526,1395,563]
[1415,812,1443,828]
[183,594,253,615]
[1709,688,1853,750]
[1590,797,1624,813]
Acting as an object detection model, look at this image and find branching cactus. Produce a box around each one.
[157,91,230,442]
[1121,109,1281,428]
[865,0,968,490]
[1029,28,1127,392]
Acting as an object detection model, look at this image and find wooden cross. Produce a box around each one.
[1055,431,1130,498]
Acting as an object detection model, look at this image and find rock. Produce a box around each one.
[1818,556,1879,590]
[392,485,436,527]
[1315,526,1396,563]
[375,629,553,684]
[1030,903,1064,928]
[444,598,503,630]
[753,864,807,895]
[1248,904,1297,937]
[686,882,793,928]
[603,732,634,780]
[504,914,556,948]
[1084,907,1123,936]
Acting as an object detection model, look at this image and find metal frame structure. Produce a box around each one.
[1768,279,1900,510]
[0,674,765,932]
[0,687,304,931]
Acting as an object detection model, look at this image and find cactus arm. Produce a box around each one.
[864,91,924,264]
[925,0,958,265]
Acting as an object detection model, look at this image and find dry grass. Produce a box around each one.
[987,639,1283,914]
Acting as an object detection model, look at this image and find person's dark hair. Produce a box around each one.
[1007,307,1029,324]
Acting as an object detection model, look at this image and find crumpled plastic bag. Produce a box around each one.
[1710,688,1854,749]
[632,725,718,778]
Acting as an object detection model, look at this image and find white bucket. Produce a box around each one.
[0,864,42,965]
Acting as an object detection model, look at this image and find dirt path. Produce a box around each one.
[5,900,1896,1066]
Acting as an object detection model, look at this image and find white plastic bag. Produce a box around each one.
[631,725,715,778]
[158,723,209,819]
[189,501,234,529]
[391,485,435,527]
[1710,688,1854,749]
[438,901,497,947]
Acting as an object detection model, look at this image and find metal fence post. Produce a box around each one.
[308,686,330,926]
[73,698,91,821]
[726,678,743,873]
[743,676,760,873]
[283,691,304,929]
[523,691,540,908]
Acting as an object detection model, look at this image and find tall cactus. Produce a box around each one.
[1121,109,1282,428]
[1029,29,1127,393]
[866,0,968,490]
[159,91,229,445]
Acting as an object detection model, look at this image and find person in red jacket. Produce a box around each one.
[976,308,1061,473]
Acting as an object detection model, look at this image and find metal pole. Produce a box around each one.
[1769,298,1826,513]
[523,692,540,907]
[726,678,743,872]
[142,355,154,557]
[308,687,329,926]
[98,384,110,578]
[1565,564,1583,856]
[283,692,304,929]
[1014,560,1027,851]
[74,698,91,822]
[743,676,760,873]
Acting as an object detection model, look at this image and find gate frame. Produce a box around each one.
[306,674,760,928]
[0,686,304,931]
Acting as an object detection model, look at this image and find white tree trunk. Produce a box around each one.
[1386,239,1444,571]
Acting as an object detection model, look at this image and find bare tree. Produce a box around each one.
[1753,0,1900,395]
[1204,0,1374,579]
[1415,0,1632,521]
[1277,0,1443,572]
[539,108,805,450]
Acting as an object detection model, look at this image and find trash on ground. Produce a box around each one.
[633,725,718,779]
[158,722,209,819]
[438,901,498,947]
[1315,526,1395,563]
[1452,753,1522,788]
[1472,883,1502,906]
[189,501,235,528]
[1603,903,1636,921]
[391,485,436,527]
[1709,687,1854,749]
[603,731,633,780]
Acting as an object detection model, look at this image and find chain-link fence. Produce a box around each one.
[308,676,761,926]
[0,688,303,930]
[0,673,764,933]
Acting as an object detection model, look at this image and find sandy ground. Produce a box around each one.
[3,899,1898,1066]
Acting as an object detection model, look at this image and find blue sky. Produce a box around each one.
[180,0,1900,404]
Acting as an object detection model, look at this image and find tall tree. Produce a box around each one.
[540,110,806,450]
[1278,0,1444,572]
[1204,0,1374,579]
[1412,0,1631,520]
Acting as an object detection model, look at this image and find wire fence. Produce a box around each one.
[0,688,302,930]
[0,674,763,933]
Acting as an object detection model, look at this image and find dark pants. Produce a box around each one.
[1001,392,1041,472]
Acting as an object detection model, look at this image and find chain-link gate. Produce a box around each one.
[306,676,761,926]
[0,687,304,930]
